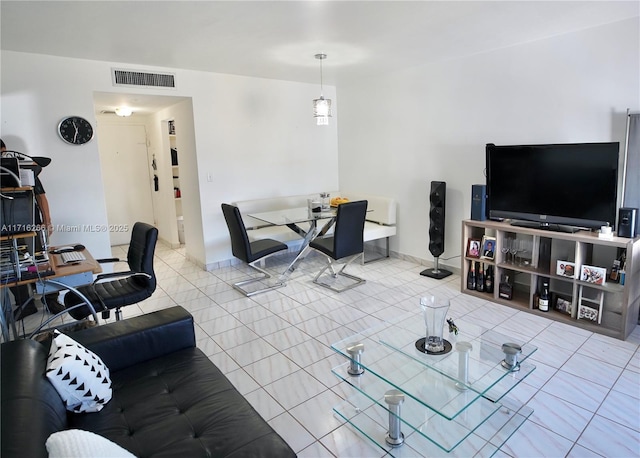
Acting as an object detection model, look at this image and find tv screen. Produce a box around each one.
[486,142,620,231]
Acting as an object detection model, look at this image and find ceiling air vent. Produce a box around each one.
[112,68,176,89]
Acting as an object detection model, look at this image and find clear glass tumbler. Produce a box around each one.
[420,296,450,353]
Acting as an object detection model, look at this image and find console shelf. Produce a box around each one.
[462,220,640,340]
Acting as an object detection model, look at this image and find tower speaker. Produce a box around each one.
[421,181,452,279]
[618,207,638,238]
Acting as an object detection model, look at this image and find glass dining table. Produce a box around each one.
[248,207,337,281]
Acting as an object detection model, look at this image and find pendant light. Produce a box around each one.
[313,53,332,126]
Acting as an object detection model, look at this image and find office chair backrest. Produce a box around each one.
[333,200,368,259]
[127,222,158,292]
[221,204,251,263]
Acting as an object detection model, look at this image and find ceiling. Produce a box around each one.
[2,1,638,115]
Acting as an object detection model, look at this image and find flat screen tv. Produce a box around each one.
[486,142,620,232]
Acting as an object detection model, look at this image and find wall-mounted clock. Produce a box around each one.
[58,116,94,145]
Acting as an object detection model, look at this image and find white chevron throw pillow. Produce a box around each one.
[46,330,112,413]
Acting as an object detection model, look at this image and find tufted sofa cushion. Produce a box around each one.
[69,346,289,457]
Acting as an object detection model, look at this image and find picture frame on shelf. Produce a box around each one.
[552,293,572,315]
[556,260,576,278]
[480,235,496,261]
[466,238,481,258]
[580,265,607,285]
[578,303,599,322]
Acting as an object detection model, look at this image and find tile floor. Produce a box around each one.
[19,243,640,458]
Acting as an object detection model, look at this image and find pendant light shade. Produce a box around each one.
[313,53,331,125]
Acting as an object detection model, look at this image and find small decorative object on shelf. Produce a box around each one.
[580,265,606,285]
[538,281,550,312]
[476,262,485,292]
[556,260,576,278]
[578,304,599,322]
[553,294,572,315]
[466,238,481,258]
[466,260,476,290]
[485,265,494,293]
[480,235,496,261]
[498,274,513,300]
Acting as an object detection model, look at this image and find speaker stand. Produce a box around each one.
[420,256,452,280]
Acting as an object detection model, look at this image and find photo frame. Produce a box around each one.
[466,238,481,259]
[480,235,496,261]
[552,292,572,315]
[556,260,576,278]
[580,265,606,285]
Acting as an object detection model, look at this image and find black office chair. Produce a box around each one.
[309,200,368,292]
[63,222,158,321]
[221,203,288,296]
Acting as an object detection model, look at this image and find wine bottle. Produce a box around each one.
[538,281,550,312]
[467,261,476,290]
[499,274,513,300]
[476,263,485,292]
[485,265,494,293]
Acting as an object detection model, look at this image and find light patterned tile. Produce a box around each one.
[597,389,640,432]
[263,326,312,351]
[243,388,286,421]
[244,353,301,386]
[577,414,640,457]
[613,369,640,398]
[497,418,574,458]
[542,370,609,413]
[281,339,334,368]
[526,391,593,442]
[561,352,623,388]
[225,338,280,367]
[264,369,327,410]
[268,412,316,453]
[289,389,346,440]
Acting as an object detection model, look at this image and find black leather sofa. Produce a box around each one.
[1,306,296,458]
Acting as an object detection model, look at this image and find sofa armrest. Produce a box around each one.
[70,306,195,372]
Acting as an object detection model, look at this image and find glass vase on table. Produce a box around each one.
[419,296,452,355]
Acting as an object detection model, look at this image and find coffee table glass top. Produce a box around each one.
[330,318,537,421]
[330,317,537,454]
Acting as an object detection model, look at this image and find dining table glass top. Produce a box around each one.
[248,207,336,226]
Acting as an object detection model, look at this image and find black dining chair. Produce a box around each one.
[221,203,288,296]
[63,222,158,321]
[308,200,368,292]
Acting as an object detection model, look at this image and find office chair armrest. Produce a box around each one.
[95,257,123,264]
[94,271,152,283]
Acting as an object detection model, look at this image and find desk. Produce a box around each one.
[248,207,337,281]
[0,245,102,341]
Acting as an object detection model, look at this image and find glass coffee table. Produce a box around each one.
[331,318,537,456]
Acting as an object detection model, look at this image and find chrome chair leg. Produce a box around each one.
[233,258,286,297]
[313,253,366,292]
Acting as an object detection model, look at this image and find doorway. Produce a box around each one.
[93,92,196,249]
[96,123,155,246]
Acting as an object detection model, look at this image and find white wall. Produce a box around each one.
[337,18,640,271]
[1,51,339,266]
